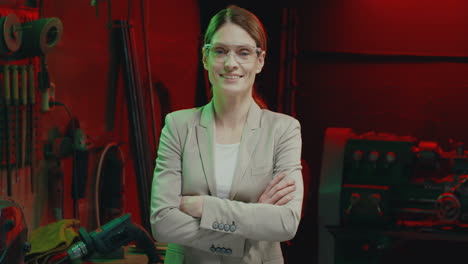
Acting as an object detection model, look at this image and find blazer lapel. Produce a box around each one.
[229,102,262,199]
[197,101,217,196]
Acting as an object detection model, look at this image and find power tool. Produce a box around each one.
[64,214,160,263]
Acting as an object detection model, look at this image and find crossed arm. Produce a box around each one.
[180,172,296,217]
[150,113,303,257]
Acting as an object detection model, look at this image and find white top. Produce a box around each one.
[214,142,240,199]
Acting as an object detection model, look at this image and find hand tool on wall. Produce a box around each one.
[27,64,35,192]
[38,56,50,112]
[11,65,19,183]
[44,127,65,221]
[20,65,27,171]
[3,65,11,196]
[0,67,3,195]
[48,158,64,221]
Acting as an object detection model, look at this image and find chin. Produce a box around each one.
[221,84,249,94]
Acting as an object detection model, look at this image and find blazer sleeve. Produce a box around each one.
[200,117,304,242]
[150,113,246,257]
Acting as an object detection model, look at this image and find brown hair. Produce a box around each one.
[204,5,267,52]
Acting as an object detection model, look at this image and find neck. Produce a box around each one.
[213,94,253,129]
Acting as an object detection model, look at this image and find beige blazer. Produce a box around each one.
[150,101,303,264]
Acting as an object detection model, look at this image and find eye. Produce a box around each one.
[237,48,253,57]
[212,47,228,55]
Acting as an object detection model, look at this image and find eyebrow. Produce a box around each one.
[211,42,256,47]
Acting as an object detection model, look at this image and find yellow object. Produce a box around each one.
[26,219,80,264]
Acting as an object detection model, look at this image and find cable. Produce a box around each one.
[94,143,126,227]
[49,101,72,121]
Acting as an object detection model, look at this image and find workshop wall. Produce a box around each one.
[2,0,200,234]
[41,0,200,229]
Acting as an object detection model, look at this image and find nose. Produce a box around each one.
[224,51,239,69]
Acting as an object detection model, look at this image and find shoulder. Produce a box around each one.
[165,106,203,127]
[260,109,301,129]
[260,110,302,149]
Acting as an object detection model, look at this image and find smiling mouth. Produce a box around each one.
[220,74,243,79]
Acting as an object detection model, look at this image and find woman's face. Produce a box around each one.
[203,23,265,98]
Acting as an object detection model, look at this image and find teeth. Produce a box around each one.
[223,75,240,79]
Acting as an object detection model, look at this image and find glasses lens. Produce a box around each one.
[208,45,259,63]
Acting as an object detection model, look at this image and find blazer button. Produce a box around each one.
[224,224,230,231]
[230,225,236,232]
[218,223,224,230]
[215,247,222,254]
[226,248,232,255]
[210,245,216,253]
[212,222,218,229]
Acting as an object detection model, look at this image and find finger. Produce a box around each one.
[271,184,296,204]
[263,172,287,195]
[268,177,295,197]
[180,196,190,212]
[275,195,294,206]
[179,198,186,212]
[258,193,268,204]
[268,172,287,191]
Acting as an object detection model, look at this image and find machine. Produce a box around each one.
[318,128,468,264]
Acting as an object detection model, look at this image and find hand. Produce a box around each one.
[180,196,204,217]
[258,172,296,205]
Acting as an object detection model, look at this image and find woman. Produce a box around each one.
[150,5,303,264]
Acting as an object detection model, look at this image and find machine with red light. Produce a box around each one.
[318,128,468,264]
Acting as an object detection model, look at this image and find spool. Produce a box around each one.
[17,17,63,58]
[0,13,22,56]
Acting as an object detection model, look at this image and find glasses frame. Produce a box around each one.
[203,44,263,64]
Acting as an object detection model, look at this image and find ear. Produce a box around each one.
[256,51,266,74]
[202,49,209,70]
